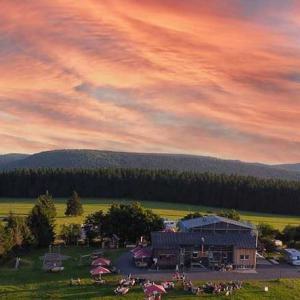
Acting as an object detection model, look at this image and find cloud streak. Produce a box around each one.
[0,0,300,163]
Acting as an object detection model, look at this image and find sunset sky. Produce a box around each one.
[1,0,300,163]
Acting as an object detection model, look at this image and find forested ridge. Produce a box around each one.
[1,168,300,215]
[1,149,300,180]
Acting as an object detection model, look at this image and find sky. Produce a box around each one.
[0,0,300,163]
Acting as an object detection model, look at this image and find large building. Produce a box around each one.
[151,215,257,270]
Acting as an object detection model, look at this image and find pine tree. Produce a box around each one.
[65,191,83,216]
[35,191,57,219]
[0,222,13,258]
[6,213,35,247]
[28,192,56,247]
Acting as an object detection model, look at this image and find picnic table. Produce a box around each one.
[119,278,135,287]
[50,266,64,272]
[114,286,130,295]
[70,278,81,286]
[92,278,106,285]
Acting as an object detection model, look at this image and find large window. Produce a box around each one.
[159,254,175,260]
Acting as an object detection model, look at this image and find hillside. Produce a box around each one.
[276,163,300,173]
[0,149,300,180]
[0,153,29,168]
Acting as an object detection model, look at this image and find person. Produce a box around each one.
[180,263,184,272]
[153,257,158,270]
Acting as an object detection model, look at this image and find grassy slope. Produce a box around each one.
[0,247,300,299]
[0,198,300,231]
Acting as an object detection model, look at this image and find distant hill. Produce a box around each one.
[276,163,300,173]
[0,149,300,180]
[0,153,29,168]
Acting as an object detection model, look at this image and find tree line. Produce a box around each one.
[0,168,300,215]
[0,191,83,260]
[181,209,241,221]
[0,191,163,261]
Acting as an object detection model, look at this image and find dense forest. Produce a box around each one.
[0,168,300,215]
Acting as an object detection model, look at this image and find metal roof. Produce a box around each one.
[178,215,254,230]
[151,231,257,249]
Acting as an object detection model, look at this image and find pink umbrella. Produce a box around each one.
[91,257,111,267]
[90,266,111,276]
[144,284,167,296]
[134,248,152,259]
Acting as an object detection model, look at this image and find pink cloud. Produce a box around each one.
[0,0,300,163]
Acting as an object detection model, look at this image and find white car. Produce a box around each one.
[283,248,300,266]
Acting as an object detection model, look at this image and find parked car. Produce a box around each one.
[163,219,177,230]
[283,248,300,266]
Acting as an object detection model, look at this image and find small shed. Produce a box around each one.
[42,253,63,271]
[101,234,120,249]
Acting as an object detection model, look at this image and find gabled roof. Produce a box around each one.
[179,215,254,230]
[151,231,257,249]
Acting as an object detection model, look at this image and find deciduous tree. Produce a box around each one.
[181,212,203,220]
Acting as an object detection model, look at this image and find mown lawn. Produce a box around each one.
[0,246,300,299]
[0,198,300,231]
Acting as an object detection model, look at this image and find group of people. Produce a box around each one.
[114,274,136,295]
[183,279,243,296]
[114,274,152,295]
[114,274,175,297]
[213,263,234,272]
[172,272,186,281]
[114,272,242,297]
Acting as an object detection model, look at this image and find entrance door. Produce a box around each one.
[179,248,185,269]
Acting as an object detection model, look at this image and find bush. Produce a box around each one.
[181,212,203,220]
[257,223,280,239]
[260,237,277,253]
[60,224,81,245]
[217,209,240,221]
[282,225,300,246]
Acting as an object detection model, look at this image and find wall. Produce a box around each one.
[233,248,256,269]
[153,248,179,268]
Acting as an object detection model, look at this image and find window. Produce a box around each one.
[240,255,249,260]
[192,251,198,258]
[159,254,175,260]
[292,256,300,261]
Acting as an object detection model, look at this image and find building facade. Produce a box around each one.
[151,216,257,269]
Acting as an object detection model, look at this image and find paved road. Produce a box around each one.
[115,251,300,281]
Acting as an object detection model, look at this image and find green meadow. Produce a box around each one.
[0,246,300,299]
[1,198,300,299]
[0,197,300,231]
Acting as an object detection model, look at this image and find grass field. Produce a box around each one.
[0,246,300,299]
[0,197,300,232]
